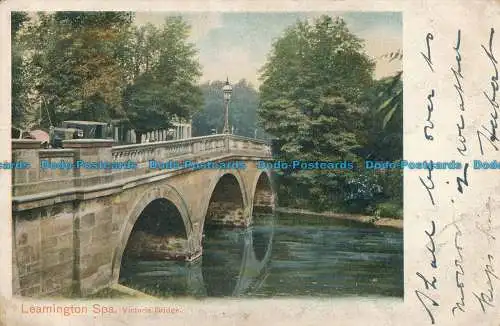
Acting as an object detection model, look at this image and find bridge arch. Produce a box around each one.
[111,184,194,281]
[250,171,276,218]
[199,170,250,232]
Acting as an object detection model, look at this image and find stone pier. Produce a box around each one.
[11,134,275,297]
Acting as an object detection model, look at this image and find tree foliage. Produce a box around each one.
[259,15,374,163]
[11,12,202,136]
[11,12,403,217]
[11,12,31,129]
[122,18,202,141]
[358,71,403,161]
[192,79,266,138]
[258,15,402,215]
[12,12,134,127]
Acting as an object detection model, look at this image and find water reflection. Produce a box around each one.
[120,214,275,297]
[201,222,274,296]
[119,213,403,298]
[201,227,246,296]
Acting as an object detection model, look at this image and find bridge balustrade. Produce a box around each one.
[11,135,271,202]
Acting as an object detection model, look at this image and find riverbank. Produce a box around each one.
[276,207,403,230]
[86,284,160,299]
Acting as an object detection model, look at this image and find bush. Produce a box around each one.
[375,202,403,219]
[275,168,403,218]
[376,168,403,202]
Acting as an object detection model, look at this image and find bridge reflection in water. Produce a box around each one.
[119,213,275,297]
[119,213,404,298]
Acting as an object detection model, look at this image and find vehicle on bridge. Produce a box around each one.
[12,127,50,148]
[49,120,112,148]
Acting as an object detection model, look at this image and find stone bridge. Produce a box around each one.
[11,134,275,297]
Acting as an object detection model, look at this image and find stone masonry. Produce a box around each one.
[11,135,275,297]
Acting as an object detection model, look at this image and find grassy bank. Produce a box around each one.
[87,287,135,299]
[88,284,160,299]
[276,207,403,230]
[52,284,160,299]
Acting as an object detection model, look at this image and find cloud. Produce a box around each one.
[185,13,223,42]
[198,46,261,87]
[366,38,402,79]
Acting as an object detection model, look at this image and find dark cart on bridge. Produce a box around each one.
[49,121,112,148]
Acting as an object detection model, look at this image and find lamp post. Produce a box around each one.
[222,77,233,134]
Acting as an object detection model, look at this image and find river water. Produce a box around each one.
[119,213,403,298]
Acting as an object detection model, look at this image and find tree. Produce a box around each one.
[358,71,403,161]
[258,15,376,210]
[11,12,31,129]
[192,80,226,136]
[120,23,163,83]
[192,79,266,138]
[259,16,374,161]
[122,17,202,142]
[16,12,134,128]
[356,52,403,216]
[356,50,403,161]
[13,13,202,141]
[374,50,402,129]
[53,11,133,28]
[11,12,30,35]
[377,71,402,128]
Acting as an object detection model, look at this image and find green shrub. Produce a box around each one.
[275,168,403,218]
[375,202,403,219]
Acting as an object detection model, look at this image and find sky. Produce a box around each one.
[134,11,402,88]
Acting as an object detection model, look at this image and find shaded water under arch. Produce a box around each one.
[119,212,403,298]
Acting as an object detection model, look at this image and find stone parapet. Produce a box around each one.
[12,139,43,149]
[63,139,114,148]
[12,140,43,188]
[12,135,271,200]
[11,155,275,298]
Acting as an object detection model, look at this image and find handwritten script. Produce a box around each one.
[472,197,498,313]
[415,221,439,324]
[415,26,499,325]
[416,34,439,324]
[477,28,499,155]
[451,220,465,315]
[451,29,467,156]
